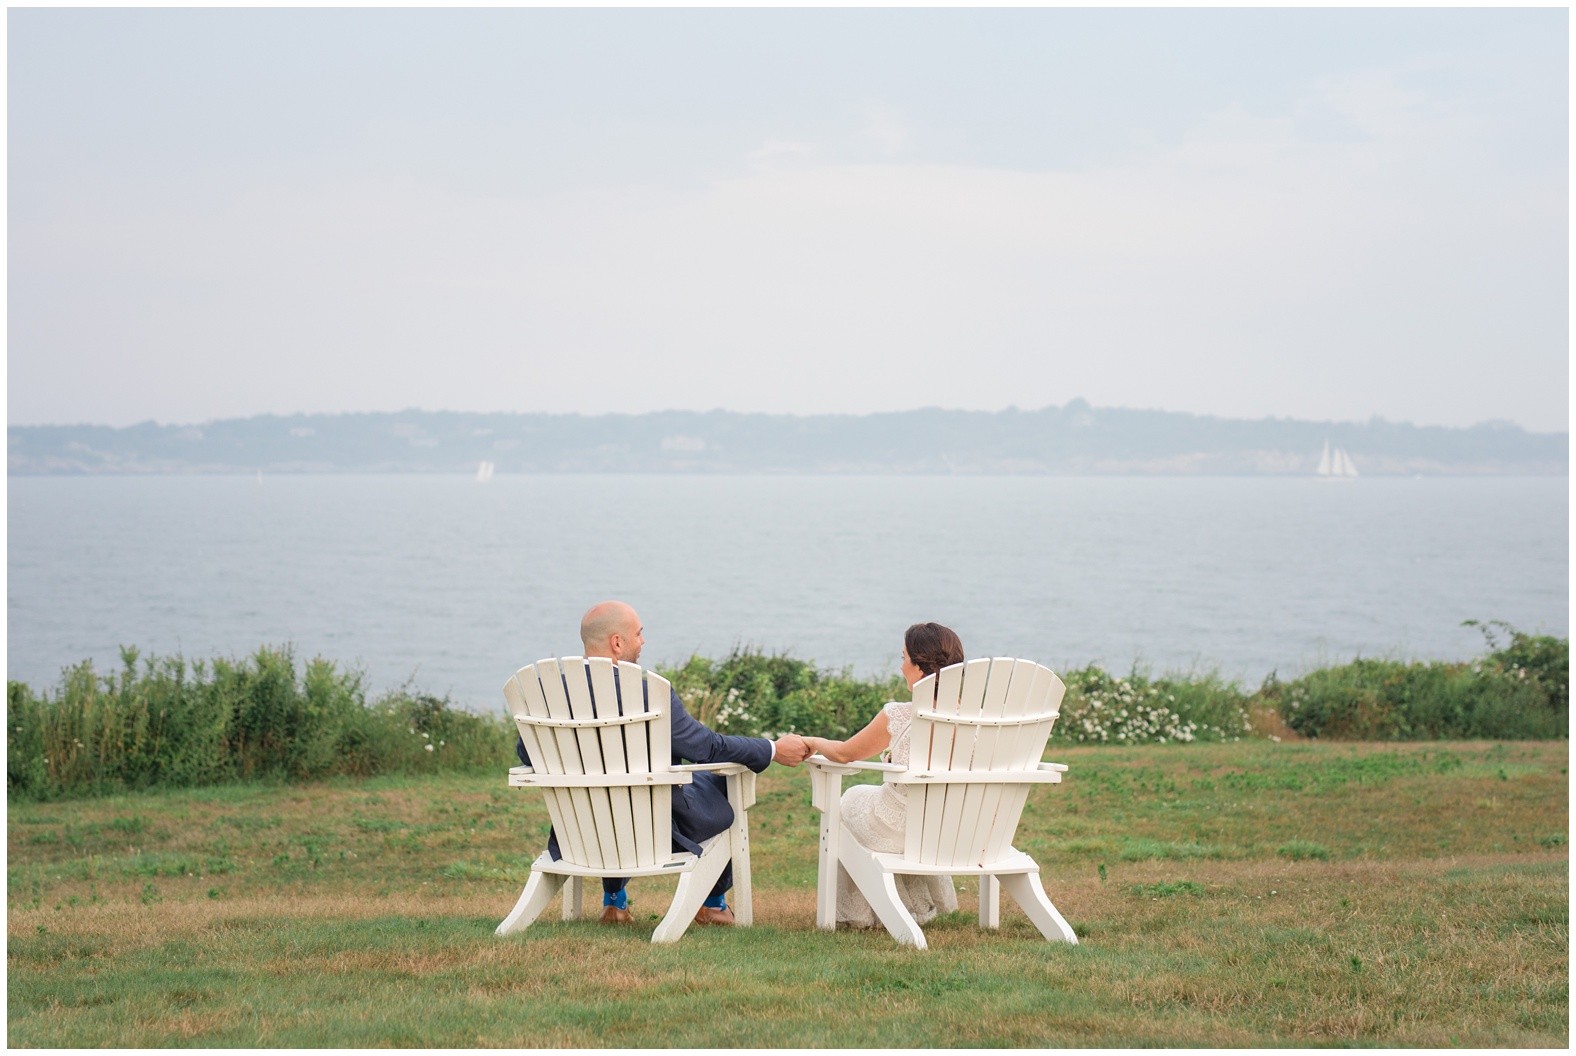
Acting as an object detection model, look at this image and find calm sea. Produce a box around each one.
[7,474,1568,713]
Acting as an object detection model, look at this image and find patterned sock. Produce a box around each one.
[702,893,727,910]
[603,889,628,910]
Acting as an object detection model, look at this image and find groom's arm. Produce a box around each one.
[666,687,776,772]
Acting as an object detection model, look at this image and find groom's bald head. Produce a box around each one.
[581,601,644,663]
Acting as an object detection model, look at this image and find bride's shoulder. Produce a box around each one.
[882,700,912,720]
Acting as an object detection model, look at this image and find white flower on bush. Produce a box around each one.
[1065,672,1244,745]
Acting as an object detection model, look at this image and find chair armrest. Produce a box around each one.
[509,771,693,788]
[509,765,534,775]
[887,769,1064,786]
[1038,762,1069,772]
[806,755,905,773]
[672,762,756,810]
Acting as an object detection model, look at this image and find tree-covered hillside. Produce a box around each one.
[8,402,1566,475]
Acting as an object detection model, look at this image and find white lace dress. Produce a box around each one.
[836,700,958,927]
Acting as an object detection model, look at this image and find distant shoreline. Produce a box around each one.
[7,468,1569,479]
[8,403,1566,477]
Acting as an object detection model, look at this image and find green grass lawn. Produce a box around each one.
[8,740,1568,1046]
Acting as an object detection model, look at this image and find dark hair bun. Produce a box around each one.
[904,623,965,678]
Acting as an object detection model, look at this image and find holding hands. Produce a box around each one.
[768,630,957,769]
[771,733,814,767]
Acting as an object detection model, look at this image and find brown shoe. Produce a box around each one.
[599,905,633,924]
[693,905,735,926]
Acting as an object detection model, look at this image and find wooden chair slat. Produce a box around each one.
[588,658,638,872]
[507,670,576,852]
[505,673,554,774]
[619,661,658,868]
[986,665,1062,863]
[645,668,676,864]
[535,659,600,868]
[562,658,621,873]
[906,673,938,769]
[986,785,1032,866]
[916,664,964,865]
[506,670,578,858]
[931,659,992,866]
[951,658,1024,865]
[904,673,937,861]
[973,659,1046,863]
[944,659,1003,864]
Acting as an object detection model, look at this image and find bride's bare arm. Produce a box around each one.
[804,710,892,764]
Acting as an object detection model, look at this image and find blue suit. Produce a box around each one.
[515,667,772,899]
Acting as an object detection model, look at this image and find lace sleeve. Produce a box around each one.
[881,701,912,764]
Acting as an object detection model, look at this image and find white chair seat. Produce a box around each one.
[866,847,1039,876]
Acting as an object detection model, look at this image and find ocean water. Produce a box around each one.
[7,474,1568,713]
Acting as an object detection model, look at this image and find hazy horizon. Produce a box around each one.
[10,399,1566,435]
[10,9,1568,432]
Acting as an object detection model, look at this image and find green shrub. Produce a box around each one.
[1465,620,1568,713]
[659,649,905,740]
[1264,623,1567,741]
[8,646,511,802]
[12,627,1566,803]
[1057,665,1252,744]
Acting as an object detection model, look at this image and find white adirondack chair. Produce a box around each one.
[807,657,1075,949]
[495,657,755,944]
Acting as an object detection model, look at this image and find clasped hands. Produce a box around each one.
[770,732,816,767]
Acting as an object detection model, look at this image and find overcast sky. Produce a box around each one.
[8,8,1569,431]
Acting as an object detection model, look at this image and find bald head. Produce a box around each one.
[580,601,644,663]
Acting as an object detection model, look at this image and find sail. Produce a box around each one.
[1334,448,1358,477]
[1316,440,1332,476]
[476,460,495,483]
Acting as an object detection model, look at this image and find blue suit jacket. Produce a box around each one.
[514,666,771,858]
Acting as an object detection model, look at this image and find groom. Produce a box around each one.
[515,601,811,925]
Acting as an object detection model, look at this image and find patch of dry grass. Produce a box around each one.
[8,741,1567,1046]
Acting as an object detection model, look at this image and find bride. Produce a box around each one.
[803,622,964,928]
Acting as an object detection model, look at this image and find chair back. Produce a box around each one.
[504,657,675,872]
[903,658,1067,869]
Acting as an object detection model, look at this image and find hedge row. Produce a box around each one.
[7,646,507,802]
[9,624,1564,801]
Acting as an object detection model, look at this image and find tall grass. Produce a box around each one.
[10,626,1565,802]
[1258,622,1567,741]
[7,646,510,802]
[661,629,1566,747]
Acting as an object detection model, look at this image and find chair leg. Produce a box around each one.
[813,768,844,931]
[838,831,926,949]
[651,839,732,944]
[979,874,1000,929]
[561,876,583,921]
[725,772,753,927]
[999,870,1077,944]
[497,860,567,936]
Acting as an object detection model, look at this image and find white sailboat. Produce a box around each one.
[475,460,495,483]
[1315,440,1358,479]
